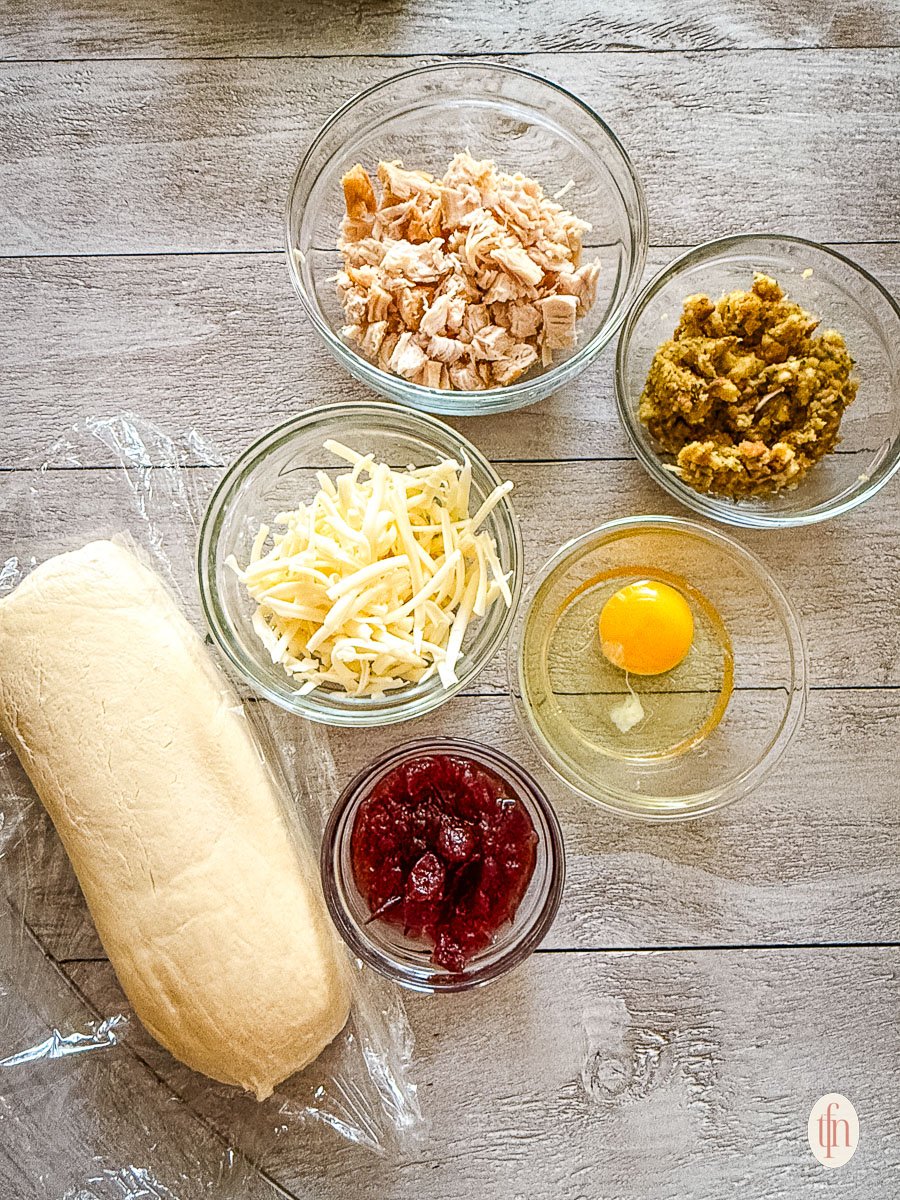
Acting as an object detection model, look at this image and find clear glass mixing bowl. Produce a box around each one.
[320,738,565,992]
[198,403,522,726]
[286,61,648,416]
[616,235,900,527]
[509,516,808,821]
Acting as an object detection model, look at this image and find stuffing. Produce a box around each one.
[638,274,858,497]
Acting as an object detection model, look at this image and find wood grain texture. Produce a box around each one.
[2,52,899,255]
[2,455,897,959]
[0,902,279,1200]
[2,6,899,1195]
[4,243,899,466]
[1,462,897,689]
[32,948,897,1200]
[11,680,899,961]
[2,0,899,58]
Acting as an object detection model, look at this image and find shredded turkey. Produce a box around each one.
[335,151,602,391]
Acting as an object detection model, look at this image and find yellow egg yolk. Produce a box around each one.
[598,580,694,676]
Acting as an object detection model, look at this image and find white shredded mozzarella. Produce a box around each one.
[229,443,513,697]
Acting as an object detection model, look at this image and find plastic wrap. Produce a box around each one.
[0,415,422,1199]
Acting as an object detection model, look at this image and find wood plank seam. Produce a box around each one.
[4,43,900,65]
[50,941,900,966]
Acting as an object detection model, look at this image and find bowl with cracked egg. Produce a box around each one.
[198,402,523,727]
[509,516,808,820]
[286,61,648,416]
[615,234,900,528]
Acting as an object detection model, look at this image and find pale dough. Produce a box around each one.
[0,540,351,1100]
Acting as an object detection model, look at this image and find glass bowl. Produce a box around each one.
[198,403,523,727]
[616,234,900,527]
[509,516,808,821]
[286,61,648,417]
[320,738,565,992]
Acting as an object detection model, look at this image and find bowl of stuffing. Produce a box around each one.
[616,234,900,527]
[286,62,648,416]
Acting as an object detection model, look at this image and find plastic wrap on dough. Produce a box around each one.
[0,414,423,1200]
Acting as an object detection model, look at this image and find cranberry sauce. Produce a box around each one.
[350,753,539,973]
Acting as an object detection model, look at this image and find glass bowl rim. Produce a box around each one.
[319,735,566,992]
[284,59,650,416]
[614,232,900,528]
[507,513,809,821]
[197,401,524,727]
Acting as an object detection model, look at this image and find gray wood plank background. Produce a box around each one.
[0,1,898,1197]
[66,948,900,1200]
[5,243,900,464]
[2,52,899,254]
[1,0,899,57]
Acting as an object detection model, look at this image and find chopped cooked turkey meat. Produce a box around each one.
[418,359,446,389]
[342,163,377,221]
[336,151,602,391]
[359,321,388,357]
[378,160,440,203]
[388,331,429,379]
[440,183,480,228]
[341,236,385,269]
[396,285,427,330]
[427,334,466,364]
[557,259,602,315]
[342,288,368,326]
[380,237,450,283]
[378,331,399,372]
[461,302,491,338]
[538,294,579,350]
[449,359,483,390]
[493,344,539,386]
[366,283,392,323]
[489,243,545,287]
[419,293,453,338]
[508,302,542,340]
[471,325,515,362]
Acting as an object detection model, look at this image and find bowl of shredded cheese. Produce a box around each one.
[198,402,523,725]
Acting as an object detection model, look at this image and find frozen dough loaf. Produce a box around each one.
[0,540,351,1100]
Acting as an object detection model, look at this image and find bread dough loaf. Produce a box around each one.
[0,540,350,1099]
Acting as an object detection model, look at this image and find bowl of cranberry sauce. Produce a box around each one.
[321,738,565,992]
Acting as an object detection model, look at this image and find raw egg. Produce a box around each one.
[599,580,694,676]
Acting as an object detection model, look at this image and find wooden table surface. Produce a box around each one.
[2,2,899,1197]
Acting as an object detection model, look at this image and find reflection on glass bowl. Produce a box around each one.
[509,516,808,821]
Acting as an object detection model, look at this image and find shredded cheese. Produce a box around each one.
[228,441,514,698]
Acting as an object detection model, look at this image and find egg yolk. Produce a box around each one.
[599,580,694,676]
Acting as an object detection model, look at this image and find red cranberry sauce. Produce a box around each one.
[350,753,539,973]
